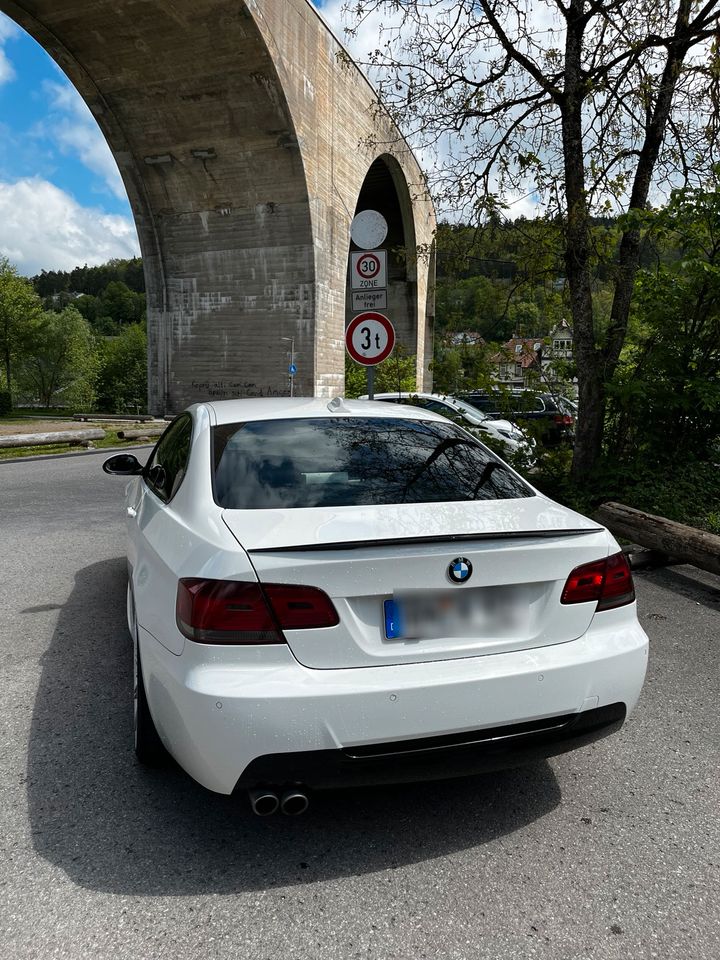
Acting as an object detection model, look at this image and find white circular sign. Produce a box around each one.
[351,210,388,250]
[345,312,396,366]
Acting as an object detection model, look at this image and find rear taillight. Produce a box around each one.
[263,584,340,629]
[561,552,635,611]
[176,578,339,644]
[553,414,574,426]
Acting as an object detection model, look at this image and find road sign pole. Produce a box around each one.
[281,336,296,397]
[290,339,295,398]
[367,364,375,401]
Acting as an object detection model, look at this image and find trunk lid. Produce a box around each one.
[222,497,610,669]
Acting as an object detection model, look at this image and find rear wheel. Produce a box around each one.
[131,589,167,766]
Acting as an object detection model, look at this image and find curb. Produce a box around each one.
[0,443,154,466]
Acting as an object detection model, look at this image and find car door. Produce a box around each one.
[131,414,193,655]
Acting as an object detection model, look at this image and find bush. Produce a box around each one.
[0,390,10,415]
[532,455,720,534]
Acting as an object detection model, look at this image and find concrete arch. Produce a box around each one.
[0,0,435,410]
[347,155,421,371]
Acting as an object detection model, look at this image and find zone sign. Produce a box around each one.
[351,250,387,289]
[345,312,396,366]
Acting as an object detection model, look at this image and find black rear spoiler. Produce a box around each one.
[249,528,605,553]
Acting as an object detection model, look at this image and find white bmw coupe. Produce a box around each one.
[104,397,648,815]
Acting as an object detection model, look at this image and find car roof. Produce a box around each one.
[464,390,556,402]
[203,396,449,425]
[364,392,457,402]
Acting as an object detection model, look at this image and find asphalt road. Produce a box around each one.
[1,452,719,960]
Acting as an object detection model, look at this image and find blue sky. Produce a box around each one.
[0,2,347,276]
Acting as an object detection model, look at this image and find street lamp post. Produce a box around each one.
[281,336,295,397]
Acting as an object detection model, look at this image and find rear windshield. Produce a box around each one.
[212,417,533,510]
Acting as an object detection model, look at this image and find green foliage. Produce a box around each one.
[533,455,720,535]
[95,324,148,414]
[529,187,720,532]
[344,350,417,399]
[74,294,98,326]
[0,258,44,405]
[434,220,570,343]
[15,307,99,409]
[32,258,145,298]
[98,281,146,328]
[0,390,11,415]
[431,342,494,394]
[606,185,720,465]
[34,260,147,336]
[435,273,513,341]
[70,283,146,335]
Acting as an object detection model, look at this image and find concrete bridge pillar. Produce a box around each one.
[1,0,435,411]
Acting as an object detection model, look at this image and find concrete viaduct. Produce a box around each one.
[1,0,436,413]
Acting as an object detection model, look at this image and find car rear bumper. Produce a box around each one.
[139,608,648,794]
[235,702,626,790]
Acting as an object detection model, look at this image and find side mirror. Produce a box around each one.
[103,453,144,476]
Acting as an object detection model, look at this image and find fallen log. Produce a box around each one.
[117,426,166,440]
[74,413,154,422]
[0,429,106,449]
[595,501,720,577]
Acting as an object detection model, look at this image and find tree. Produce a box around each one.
[31,257,146,298]
[16,307,98,409]
[0,258,43,407]
[345,350,417,397]
[96,323,148,413]
[98,281,146,328]
[346,0,720,477]
[607,184,720,464]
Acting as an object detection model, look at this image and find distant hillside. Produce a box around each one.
[31,258,145,298]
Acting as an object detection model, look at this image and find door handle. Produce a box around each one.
[126,506,137,518]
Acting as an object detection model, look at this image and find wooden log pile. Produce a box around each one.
[0,429,106,449]
[117,426,167,440]
[74,413,154,422]
[595,501,720,577]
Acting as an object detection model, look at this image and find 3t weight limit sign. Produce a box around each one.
[345,312,395,366]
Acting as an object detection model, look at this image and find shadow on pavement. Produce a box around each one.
[638,564,720,611]
[27,557,561,895]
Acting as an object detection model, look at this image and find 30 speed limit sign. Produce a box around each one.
[350,250,387,289]
[345,312,395,366]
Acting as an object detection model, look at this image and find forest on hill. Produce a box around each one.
[31,258,146,337]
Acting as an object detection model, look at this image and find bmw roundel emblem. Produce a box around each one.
[448,557,473,584]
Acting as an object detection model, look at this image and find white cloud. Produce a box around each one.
[42,79,126,200]
[0,13,19,86]
[319,1,405,86]
[0,48,14,86]
[0,12,19,41]
[0,177,139,275]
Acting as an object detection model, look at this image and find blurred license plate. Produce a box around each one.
[383,590,527,640]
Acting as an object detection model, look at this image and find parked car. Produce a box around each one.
[461,390,575,444]
[362,391,534,457]
[104,397,648,814]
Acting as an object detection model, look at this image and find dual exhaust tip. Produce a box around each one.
[249,786,309,817]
